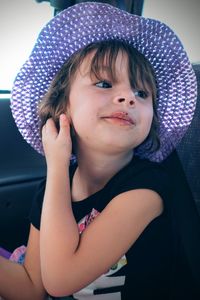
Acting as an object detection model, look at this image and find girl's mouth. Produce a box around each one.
[102,112,135,125]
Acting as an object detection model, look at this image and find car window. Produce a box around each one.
[0,0,52,92]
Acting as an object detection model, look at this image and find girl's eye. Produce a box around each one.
[95,81,112,89]
[134,90,148,99]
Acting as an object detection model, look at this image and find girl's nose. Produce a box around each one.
[114,95,135,107]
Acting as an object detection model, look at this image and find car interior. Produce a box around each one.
[0,0,199,298]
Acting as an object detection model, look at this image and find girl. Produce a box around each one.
[0,2,197,300]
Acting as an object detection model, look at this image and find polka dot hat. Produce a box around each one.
[11,2,197,162]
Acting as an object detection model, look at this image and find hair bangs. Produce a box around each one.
[89,42,121,83]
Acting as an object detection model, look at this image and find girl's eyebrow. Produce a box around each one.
[90,66,113,75]
[83,66,115,79]
[94,66,120,82]
[98,66,112,72]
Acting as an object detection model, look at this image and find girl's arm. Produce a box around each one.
[0,225,46,300]
[40,115,163,298]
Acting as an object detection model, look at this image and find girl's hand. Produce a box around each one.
[42,114,72,168]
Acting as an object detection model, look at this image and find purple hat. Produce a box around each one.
[11,2,197,162]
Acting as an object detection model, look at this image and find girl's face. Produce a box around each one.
[67,50,153,156]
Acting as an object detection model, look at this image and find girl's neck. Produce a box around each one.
[72,149,133,202]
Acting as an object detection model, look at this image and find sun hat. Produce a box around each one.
[10,1,197,162]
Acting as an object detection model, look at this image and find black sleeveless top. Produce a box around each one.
[30,156,176,299]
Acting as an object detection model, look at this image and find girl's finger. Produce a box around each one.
[42,118,58,138]
[59,114,70,137]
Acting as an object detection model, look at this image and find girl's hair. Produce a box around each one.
[39,39,160,153]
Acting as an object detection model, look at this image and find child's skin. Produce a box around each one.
[40,50,163,297]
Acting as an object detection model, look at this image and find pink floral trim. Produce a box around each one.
[78,208,100,234]
[9,245,26,264]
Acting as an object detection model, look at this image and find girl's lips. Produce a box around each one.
[102,112,135,125]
